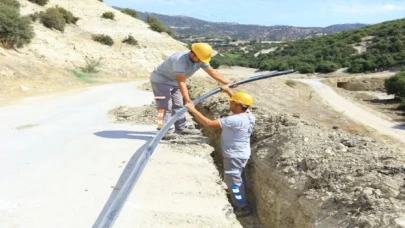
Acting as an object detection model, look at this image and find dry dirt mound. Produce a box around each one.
[329,78,387,92]
[109,103,157,125]
[188,76,405,228]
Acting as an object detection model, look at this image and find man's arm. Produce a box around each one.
[203,66,232,85]
[175,74,191,104]
[220,85,234,98]
[184,103,221,128]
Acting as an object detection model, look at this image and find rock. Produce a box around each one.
[344,175,354,182]
[336,143,347,151]
[324,147,333,156]
[395,217,405,228]
[363,187,374,196]
[283,167,295,174]
[304,137,309,142]
[374,189,382,197]
[20,85,30,92]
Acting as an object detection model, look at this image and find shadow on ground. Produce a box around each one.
[94,130,157,141]
[393,124,405,130]
[92,130,157,227]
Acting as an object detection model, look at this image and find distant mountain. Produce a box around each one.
[134,11,368,41]
[323,23,369,33]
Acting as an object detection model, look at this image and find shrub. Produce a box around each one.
[121,9,139,19]
[56,7,79,24]
[399,98,405,110]
[101,12,114,20]
[210,58,221,69]
[285,80,297,87]
[92,34,114,46]
[348,58,376,73]
[27,0,49,6]
[316,61,339,73]
[29,11,41,22]
[296,62,315,73]
[385,71,405,99]
[80,56,102,73]
[122,35,138,46]
[40,8,66,32]
[147,15,169,33]
[0,4,35,48]
[2,0,20,8]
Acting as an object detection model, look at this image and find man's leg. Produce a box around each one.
[170,87,187,131]
[223,157,250,216]
[150,81,173,129]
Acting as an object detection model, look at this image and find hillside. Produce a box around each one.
[135,11,367,41]
[0,0,187,102]
[211,18,405,74]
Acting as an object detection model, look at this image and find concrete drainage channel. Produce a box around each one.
[188,77,405,228]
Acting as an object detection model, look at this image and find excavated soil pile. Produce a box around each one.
[108,103,157,125]
[188,76,405,228]
[328,78,387,92]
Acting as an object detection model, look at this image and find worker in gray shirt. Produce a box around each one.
[185,86,255,217]
[150,42,233,134]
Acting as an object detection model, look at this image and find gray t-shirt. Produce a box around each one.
[219,111,255,159]
[150,51,210,86]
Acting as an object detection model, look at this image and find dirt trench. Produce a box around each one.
[187,76,405,228]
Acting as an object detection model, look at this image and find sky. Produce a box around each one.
[104,0,405,27]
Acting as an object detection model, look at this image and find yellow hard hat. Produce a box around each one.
[228,92,253,107]
[191,43,212,63]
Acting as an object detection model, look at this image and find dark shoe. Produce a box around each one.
[233,206,252,217]
[162,133,177,140]
[174,129,200,135]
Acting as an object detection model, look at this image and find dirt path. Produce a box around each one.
[0,81,239,228]
[297,79,405,144]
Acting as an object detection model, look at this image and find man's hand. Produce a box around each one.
[225,80,237,88]
[220,84,234,98]
[183,98,192,105]
[220,85,230,92]
[184,102,196,113]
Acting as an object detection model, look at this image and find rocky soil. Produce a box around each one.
[187,75,405,228]
[108,103,157,125]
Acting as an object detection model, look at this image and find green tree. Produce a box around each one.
[0,3,34,48]
[316,61,339,73]
[2,0,20,8]
[296,62,315,73]
[385,71,405,99]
